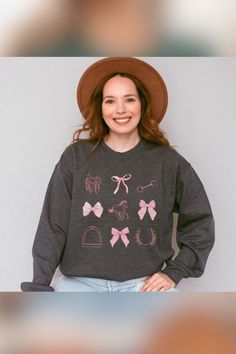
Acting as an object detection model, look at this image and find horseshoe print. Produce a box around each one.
[135,227,157,247]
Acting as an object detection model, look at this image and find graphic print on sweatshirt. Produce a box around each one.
[135,227,157,247]
[81,198,157,222]
[108,200,129,220]
[138,200,157,220]
[81,226,102,248]
[111,173,132,194]
[83,201,104,218]
[81,226,157,249]
[82,171,158,249]
[85,173,102,194]
[136,179,157,193]
[110,227,130,247]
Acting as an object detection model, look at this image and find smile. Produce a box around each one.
[113,117,132,124]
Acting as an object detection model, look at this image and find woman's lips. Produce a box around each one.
[113,116,132,124]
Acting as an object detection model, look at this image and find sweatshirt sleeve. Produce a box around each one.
[21,145,74,292]
[161,155,215,286]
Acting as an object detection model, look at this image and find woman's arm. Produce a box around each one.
[161,158,215,286]
[21,145,74,291]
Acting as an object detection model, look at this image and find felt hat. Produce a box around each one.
[77,57,168,123]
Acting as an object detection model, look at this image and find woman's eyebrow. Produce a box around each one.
[103,94,138,99]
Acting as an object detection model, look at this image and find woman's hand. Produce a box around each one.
[139,272,176,292]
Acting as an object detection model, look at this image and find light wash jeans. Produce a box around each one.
[52,275,179,292]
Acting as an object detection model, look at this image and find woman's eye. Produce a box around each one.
[127,98,135,102]
[105,99,114,104]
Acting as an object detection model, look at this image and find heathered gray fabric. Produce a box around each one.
[21,138,215,291]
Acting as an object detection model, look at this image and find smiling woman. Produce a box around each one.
[21,57,215,292]
[75,58,169,152]
[102,75,142,143]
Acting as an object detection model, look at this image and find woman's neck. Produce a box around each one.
[103,133,141,153]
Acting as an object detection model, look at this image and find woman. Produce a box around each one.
[21,57,215,292]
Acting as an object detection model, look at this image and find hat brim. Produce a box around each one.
[77,57,168,123]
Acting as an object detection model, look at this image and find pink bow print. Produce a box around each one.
[110,227,130,247]
[138,200,157,220]
[83,202,103,218]
[111,174,132,194]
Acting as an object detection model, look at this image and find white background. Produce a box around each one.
[0,57,235,291]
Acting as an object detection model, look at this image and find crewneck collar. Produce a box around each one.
[100,137,145,158]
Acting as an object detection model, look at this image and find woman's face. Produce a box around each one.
[101,75,142,137]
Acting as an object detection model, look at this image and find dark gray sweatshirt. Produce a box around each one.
[21,138,215,291]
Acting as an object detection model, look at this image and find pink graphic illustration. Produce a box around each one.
[83,202,103,218]
[108,200,129,220]
[137,180,157,192]
[135,227,157,247]
[138,200,157,220]
[85,173,102,194]
[81,226,102,248]
[110,227,130,247]
[111,174,131,194]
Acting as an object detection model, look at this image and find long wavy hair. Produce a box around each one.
[71,72,172,152]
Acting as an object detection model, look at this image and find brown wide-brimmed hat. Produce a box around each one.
[77,57,168,123]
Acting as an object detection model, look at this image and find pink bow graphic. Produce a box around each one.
[138,200,157,220]
[111,174,131,194]
[83,202,103,218]
[110,227,130,247]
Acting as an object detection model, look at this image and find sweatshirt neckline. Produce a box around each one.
[100,138,145,157]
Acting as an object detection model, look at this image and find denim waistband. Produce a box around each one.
[75,276,147,286]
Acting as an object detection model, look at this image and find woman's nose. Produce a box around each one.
[116,100,126,114]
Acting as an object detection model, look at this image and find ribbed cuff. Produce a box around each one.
[160,268,184,286]
[21,282,54,292]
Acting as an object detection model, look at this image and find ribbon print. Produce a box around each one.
[83,202,103,218]
[138,200,157,220]
[111,174,132,194]
[110,227,130,247]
